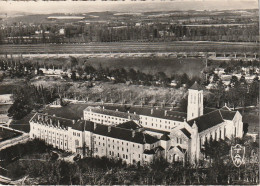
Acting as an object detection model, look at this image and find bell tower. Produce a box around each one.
[187,81,203,121]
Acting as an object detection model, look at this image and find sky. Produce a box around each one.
[0,0,258,14]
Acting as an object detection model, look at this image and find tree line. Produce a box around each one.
[1,21,258,44]
[1,136,259,185]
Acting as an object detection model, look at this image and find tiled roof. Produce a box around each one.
[176,146,187,154]
[84,121,159,145]
[128,107,187,122]
[155,146,165,151]
[116,121,141,130]
[85,106,139,120]
[31,113,159,145]
[144,127,170,135]
[220,109,237,120]
[88,105,187,122]
[143,149,156,154]
[180,128,191,139]
[187,109,236,133]
[187,110,224,133]
[31,113,74,129]
[189,81,202,90]
[160,133,170,141]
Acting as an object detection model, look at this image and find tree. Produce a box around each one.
[71,71,77,81]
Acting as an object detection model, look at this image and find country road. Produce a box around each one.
[0,41,259,54]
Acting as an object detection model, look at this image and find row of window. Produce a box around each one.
[33,126,67,137]
[141,121,172,130]
[94,139,140,149]
[200,127,227,147]
[86,112,128,122]
[33,134,67,147]
[73,132,80,137]
[94,135,141,147]
[108,151,142,160]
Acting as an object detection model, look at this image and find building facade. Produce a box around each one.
[29,114,164,165]
[29,82,244,164]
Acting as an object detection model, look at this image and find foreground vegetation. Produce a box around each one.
[0,136,258,185]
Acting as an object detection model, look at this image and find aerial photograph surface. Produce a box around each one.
[0,0,259,185]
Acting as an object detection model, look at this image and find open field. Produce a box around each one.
[0,42,259,54]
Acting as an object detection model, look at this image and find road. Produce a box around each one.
[0,41,258,54]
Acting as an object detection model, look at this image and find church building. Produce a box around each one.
[29,82,244,164]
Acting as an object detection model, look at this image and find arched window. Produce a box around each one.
[219,129,222,140]
[224,127,226,137]
[215,131,217,140]
[234,127,236,137]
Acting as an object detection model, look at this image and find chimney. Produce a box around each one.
[151,109,154,115]
[38,114,40,120]
[94,123,97,130]
[72,120,76,124]
[53,114,56,117]
[116,109,118,112]
[50,119,52,125]
[134,112,136,115]
[164,110,167,116]
[108,126,111,132]
[81,117,83,120]
[57,120,60,128]
[132,130,135,138]
[127,111,129,113]
[184,118,186,122]
[102,106,105,110]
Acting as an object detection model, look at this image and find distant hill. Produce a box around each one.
[0,0,258,15]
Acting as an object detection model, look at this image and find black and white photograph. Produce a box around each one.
[0,0,259,185]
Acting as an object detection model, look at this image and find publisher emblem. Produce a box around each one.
[231,144,245,167]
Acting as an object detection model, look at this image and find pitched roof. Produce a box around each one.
[160,133,170,141]
[189,81,202,90]
[187,110,224,132]
[144,127,170,135]
[85,106,139,120]
[143,149,156,154]
[176,146,187,154]
[187,109,237,133]
[220,109,237,120]
[116,121,141,130]
[155,146,165,151]
[180,128,191,139]
[31,113,159,145]
[88,105,187,122]
[31,113,74,129]
[85,122,159,145]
